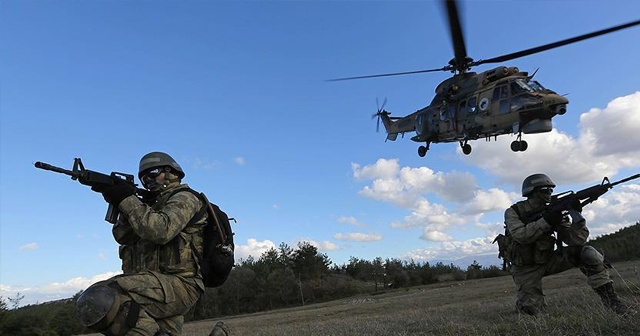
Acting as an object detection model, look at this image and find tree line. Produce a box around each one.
[186,241,507,321]
[2,222,638,336]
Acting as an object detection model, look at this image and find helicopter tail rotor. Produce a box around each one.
[372,98,389,132]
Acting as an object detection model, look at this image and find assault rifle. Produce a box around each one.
[35,158,147,224]
[526,173,640,223]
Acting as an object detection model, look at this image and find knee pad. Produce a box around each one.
[580,246,606,274]
[76,285,120,329]
[581,246,604,265]
[76,284,141,336]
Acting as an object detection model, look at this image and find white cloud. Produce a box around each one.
[420,230,453,242]
[352,159,399,180]
[353,160,479,207]
[234,238,276,261]
[403,236,498,262]
[299,239,341,252]
[333,232,382,242]
[19,243,38,251]
[191,158,220,170]
[353,159,498,239]
[580,92,640,156]
[337,216,366,227]
[234,156,245,165]
[0,271,120,306]
[391,198,467,230]
[462,188,519,215]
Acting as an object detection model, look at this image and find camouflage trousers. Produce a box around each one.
[91,271,203,336]
[510,246,612,315]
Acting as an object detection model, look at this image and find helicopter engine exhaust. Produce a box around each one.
[555,104,567,115]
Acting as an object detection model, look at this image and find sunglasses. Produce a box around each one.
[143,167,165,179]
[537,187,554,194]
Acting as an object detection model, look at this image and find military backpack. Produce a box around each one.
[171,188,236,287]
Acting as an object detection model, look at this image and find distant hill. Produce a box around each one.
[433,253,502,269]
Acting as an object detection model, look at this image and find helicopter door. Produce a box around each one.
[438,103,457,132]
[492,85,510,114]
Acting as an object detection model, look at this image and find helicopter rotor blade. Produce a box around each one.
[373,97,388,132]
[327,67,447,81]
[443,0,469,72]
[472,19,640,66]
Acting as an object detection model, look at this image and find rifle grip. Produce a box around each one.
[105,204,119,224]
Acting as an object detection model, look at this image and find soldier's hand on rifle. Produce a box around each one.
[542,209,564,226]
[92,182,136,206]
[557,212,571,230]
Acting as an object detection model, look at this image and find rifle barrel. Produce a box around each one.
[34,161,76,176]
[611,173,640,187]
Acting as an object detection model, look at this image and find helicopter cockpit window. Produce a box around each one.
[527,80,546,91]
[511,79,534,94]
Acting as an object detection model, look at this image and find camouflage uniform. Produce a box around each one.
[81,182,207,335]
[504,199,612,315]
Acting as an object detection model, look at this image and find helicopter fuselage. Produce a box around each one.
[378,66,568,155]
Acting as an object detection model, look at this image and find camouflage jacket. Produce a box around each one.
[504,199,556,266]
[113,183,207,281]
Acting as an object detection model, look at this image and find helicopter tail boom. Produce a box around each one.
[374,110,416,141]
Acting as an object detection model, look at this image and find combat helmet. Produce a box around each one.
[521,173,555,197]
[138,152,185,179]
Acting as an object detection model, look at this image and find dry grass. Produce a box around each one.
[82,260,640,336]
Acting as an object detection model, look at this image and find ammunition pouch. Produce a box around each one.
[493,233,513,264]
[495,233,555,266]
[532,235,556,264]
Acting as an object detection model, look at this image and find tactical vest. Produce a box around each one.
[507,201,556,266]
[119,185,206,277]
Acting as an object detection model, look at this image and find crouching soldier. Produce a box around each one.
[502,173,634,316]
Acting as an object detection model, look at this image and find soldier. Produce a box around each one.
[75,152,228,336]
[504,173,633,316]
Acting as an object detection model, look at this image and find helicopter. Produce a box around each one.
[332,0,640,157]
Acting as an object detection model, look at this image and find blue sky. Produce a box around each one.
[1,0,639,306]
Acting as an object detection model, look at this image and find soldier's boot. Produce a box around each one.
[209,321,230,336]
[594,282,636,316]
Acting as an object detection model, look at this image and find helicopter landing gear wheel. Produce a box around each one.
[418,142,430,157]
[511,132,528,152]
[460,141,472,155]
[510,140,528,152]
[418,146,427,157]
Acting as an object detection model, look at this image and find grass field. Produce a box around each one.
[82,260,640,335]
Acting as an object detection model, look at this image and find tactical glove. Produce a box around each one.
[99,184,136,206]
[542,209,564,226]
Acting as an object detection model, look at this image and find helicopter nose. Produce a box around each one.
[545,95,568,115]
